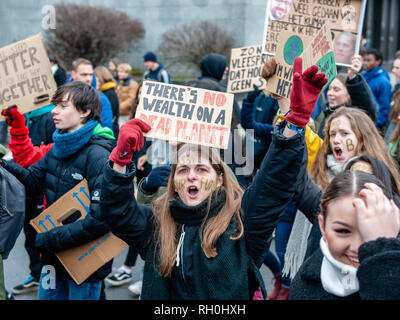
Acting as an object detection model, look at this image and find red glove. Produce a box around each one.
[109,119,151,166]
[1,105,28,136]
[284,57,328,128]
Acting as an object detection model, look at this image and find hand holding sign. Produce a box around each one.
[261,57,277,80]
[109,119,151,167]
[347,54,362,80]
[284,57,328,128]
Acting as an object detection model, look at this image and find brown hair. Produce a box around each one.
[71,58,92,71]
[320,170,390,219]
[51,81,101,123]
[311,107,400,191]
[94,66,116,88]
[152,143,244,277]
[130,81,143,119]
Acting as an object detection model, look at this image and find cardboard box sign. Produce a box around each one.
[0,33,57,121]
[30,180,127,285]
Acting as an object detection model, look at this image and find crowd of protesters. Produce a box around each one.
[0,43,399,301]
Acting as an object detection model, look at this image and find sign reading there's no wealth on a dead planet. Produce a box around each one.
[135,80,234,149]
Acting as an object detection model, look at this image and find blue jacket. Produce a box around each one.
[143,63,171,83]
[363,66,392,128]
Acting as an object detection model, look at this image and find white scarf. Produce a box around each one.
[320,237,359,297]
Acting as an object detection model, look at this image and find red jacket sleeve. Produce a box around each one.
[8,131,53,168]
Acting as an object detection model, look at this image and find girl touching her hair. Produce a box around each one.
[290,170,400,300]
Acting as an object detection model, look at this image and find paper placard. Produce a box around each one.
[262,0,367,67]
[227,45,268,93]
[135,80,233,149]
[0,34,57,119]
[30,180,127,285]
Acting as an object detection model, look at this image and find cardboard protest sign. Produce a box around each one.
[301,22,337,91]
[30,180,127,285]
[227,45,268,93]
[135,80,233,149]
[265,31,312,99]
[262,0,367,67]
[0,34,57,120]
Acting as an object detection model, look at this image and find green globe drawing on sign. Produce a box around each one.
[283,36,304,65]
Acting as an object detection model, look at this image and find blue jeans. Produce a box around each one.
[38,267,102,300]
[263,202,296,288]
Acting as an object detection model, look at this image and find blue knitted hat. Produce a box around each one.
[144,51,157,62]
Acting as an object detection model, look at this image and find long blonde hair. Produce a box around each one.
[152,143,244,277]
[311,107,400,191]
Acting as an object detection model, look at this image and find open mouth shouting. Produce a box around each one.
[187,185,199,199]
[333,146,344,161]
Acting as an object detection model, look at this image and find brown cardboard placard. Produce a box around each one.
[265,31,312,99]
[30,180,127,285]
[262,0,367,67]
[227,45,268,93]
[135,80,233,149]
[0,33,57,120]
[301,22,337,91]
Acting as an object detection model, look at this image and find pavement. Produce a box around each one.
[3,231,275,300]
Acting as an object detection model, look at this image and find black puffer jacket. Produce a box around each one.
[2,134,116,282]
[290,236,400,300]
[97,121,306,299]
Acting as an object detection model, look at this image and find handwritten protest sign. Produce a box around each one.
[135,80,233,149]
[262,0,367,67]
[301,22,337,91]
[265,32,312,99]
[227,45,268,93]
[0,34,57,120]
[266,22,336,99]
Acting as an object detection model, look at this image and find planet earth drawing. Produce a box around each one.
[283,36,303,65]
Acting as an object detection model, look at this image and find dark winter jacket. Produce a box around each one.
[290,236,400,300]
[143,63,171,83]
[240,94,279,170]
[25,107,56,147]
[2,132,116,282]
[98,121,306,299]
[318,74,378,138]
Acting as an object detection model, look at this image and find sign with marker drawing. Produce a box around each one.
[0,33,57,120]
[265,31,312,99]
[135,80,233,149]
[300,22,337,91]
[227,45,268,93]
[30,180,127,285]
[262,0,367,67]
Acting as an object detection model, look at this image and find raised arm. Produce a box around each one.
[2,105,54,168]
[98,119,154,256]
[346,55,378,122]
[242,57,328,266]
